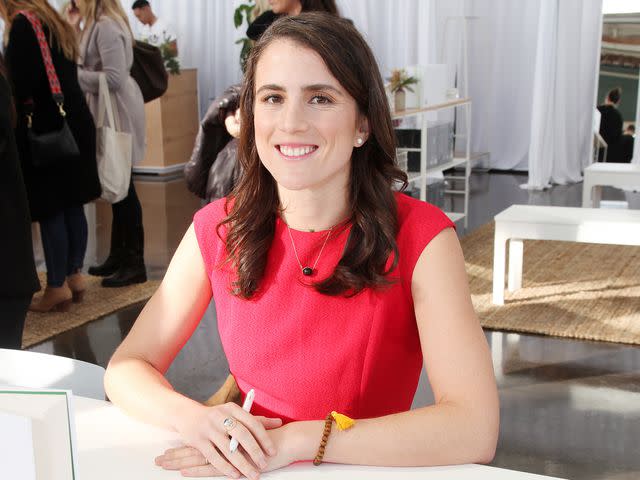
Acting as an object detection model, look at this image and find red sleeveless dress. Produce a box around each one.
[194,193,454,423]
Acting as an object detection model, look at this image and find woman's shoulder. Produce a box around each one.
[193,198,231,272]
[193,197,231,237]
[95,16,127,36]
[8,13,34,39]
[395,192,454,231]
[394,192,456,266]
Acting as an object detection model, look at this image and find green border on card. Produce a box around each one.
[0,390,76,479]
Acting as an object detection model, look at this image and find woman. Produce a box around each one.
[0,52,39,346]
[105,13,499,479]
[1,0,101,313]
[247,0,338,41]
[185,0,340,204]
[72,0,147,288]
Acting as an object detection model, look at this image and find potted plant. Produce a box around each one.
[387,68,418,112]
[234,0,256,71]
[159,33,180,75]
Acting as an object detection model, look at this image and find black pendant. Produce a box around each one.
[302,267,313,276]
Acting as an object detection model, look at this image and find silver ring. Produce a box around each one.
[222,417,237,432]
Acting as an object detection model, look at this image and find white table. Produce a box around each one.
[582,162,640,208]
[74,396,563,479]
[492,205,640,305]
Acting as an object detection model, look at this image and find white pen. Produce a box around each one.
[229,389,255,453]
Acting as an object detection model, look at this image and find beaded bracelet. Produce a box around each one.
[313,411,355,466]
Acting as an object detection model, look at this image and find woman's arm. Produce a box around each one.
[105,224,281,480]
[104,224,214,427]
[78,19,129,94]
[5,16,40,106]
[290,228,499,466]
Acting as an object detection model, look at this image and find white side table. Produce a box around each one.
[582,163,640,208]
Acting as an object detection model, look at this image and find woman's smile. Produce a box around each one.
[276,143,319,160]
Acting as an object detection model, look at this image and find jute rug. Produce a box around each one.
[462,222,640,345]
[23,273,160,348]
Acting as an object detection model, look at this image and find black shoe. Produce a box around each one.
[101,263,147,288]
[88,255,122,277]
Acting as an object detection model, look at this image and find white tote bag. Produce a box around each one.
[96,74,132,203]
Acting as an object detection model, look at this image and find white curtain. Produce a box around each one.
[634,75,640,165]
[525,0,603,189]
[349,0,602,182]
[35,0,605,181]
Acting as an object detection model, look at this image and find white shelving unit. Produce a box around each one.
[393,98,472,228]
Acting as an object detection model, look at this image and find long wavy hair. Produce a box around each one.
[1,0,79,61]
[220,13,407,299]
[79,0,134,40]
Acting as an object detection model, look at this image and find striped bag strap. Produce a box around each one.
[17,10,65,108]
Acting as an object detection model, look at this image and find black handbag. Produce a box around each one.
[19,11,80,168]
[130,41,168,103]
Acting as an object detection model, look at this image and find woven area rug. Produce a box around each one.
[23,273,160,348]
[462,222,640,345]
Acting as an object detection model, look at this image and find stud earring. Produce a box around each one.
[356,138,364,146]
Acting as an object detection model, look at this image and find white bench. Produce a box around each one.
[492,205,640,305]
[582,162,640,208]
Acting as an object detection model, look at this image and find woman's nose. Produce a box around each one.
[279,100,308,134]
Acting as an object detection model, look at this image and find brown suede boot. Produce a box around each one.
[29,284,73,313]
[67,273,86,303]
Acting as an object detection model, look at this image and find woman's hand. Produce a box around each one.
[64,3,81,28]
[167,402,283,479]
[225,109,241,138]
[156,422,300,478]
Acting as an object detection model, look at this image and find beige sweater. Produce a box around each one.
[78,16,145,166]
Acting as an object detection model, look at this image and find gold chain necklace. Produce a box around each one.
[286,224,334,276]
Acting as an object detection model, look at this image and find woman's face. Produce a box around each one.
[74,0,86,14]
[254,39,367,195]
[268,0,302,15]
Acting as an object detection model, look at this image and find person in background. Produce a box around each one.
[619,124,635,164]
[247,0,339,41]
[0,52,39,347]
[131,0,177,53]
[1,0,101,313]
[105,13,498,479]
[69,0,147,288]
[597,87,624,162]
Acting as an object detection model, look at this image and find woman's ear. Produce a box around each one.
[354,117,370,147]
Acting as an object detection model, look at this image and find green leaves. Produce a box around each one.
[233,1,257,71]
[234,3,255,28]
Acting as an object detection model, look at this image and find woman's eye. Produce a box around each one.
[310,95,332,105]
[263,95,283,104]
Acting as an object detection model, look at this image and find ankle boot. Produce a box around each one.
[29,284,73,313]
[89,221,125,277]
[67,272,86,303]
[102,254,147,288]
[88,254,122,277]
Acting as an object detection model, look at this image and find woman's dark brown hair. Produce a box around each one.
[301,0,338,14]
[221,12,408,299]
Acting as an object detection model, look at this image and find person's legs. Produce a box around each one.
[30,212,72,312]
[65,205,89,302]
[102,178,147,288]
[88,208,125,277]
[0,297,32,349]
[39,211,68,288]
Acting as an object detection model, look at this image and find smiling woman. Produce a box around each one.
[104,12,499,480]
